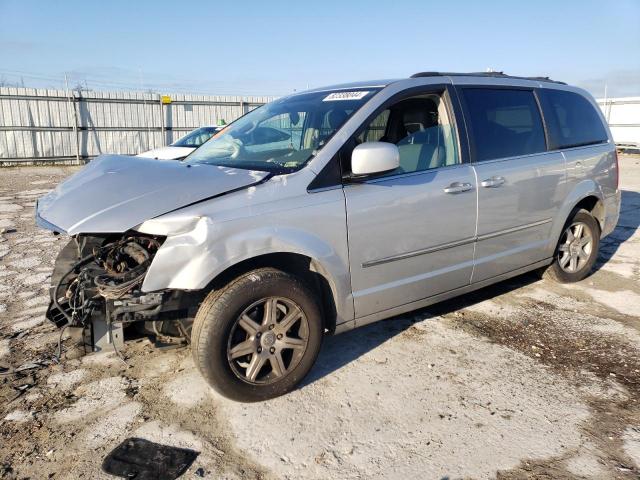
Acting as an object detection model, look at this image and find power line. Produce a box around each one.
[0,68,289,96]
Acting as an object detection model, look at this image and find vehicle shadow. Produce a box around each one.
[594,189,640,272]
[303,273,540,387]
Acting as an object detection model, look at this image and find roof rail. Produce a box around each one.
[410,71,566,85]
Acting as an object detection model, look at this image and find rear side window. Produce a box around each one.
[539,89,608,149]
[461,88,546,162]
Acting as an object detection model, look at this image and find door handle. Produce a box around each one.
[443,182,473,194]
[480,176,505,188]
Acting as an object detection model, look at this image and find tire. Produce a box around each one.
[191,268,323,402]
[543,210,600,283]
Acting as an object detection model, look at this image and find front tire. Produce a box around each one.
[544,210,600,283]
[191,268,323,402]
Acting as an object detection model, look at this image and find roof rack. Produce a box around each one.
[410,71,566,85]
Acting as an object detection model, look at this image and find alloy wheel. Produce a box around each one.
[558,221,593,273]
[227,297,309,384]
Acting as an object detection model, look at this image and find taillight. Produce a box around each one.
[614,149,619,190]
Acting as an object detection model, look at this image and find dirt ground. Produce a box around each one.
[0,154,639,480]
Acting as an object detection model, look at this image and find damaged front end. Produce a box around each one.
[47,233,193,355]
[34,154,271,356]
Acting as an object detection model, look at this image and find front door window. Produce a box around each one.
[352,92,460,176]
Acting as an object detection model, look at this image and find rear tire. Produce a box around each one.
[543,210,600,283]
[191,268,323,402]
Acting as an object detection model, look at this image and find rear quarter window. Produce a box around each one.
[461,88,547,162]
[539,89,608,150]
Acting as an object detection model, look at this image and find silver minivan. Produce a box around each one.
[36,72,621,401]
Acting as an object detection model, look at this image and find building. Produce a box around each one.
[597,97,640,151]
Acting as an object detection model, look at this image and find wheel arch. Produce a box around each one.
[547,180,606,257]
[572,195,605,232]
[204,252,339,333]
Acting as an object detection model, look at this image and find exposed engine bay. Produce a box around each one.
[46,233,194,356]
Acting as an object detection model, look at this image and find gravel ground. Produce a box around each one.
[0,155,639,479]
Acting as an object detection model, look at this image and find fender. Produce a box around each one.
[545,178,605,257]
[140,216,355,325]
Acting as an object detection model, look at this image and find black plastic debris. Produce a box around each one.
[102,438,199,480]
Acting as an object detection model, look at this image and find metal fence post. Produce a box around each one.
[64,75,81,163]
[159,94,165,146]
[73,93,82,163]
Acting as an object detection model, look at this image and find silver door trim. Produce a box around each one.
[361,218,552,268]
[362,236,476,268]
[469,149,559,166]
[476,218,552,241]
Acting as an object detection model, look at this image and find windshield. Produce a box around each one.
[185,89,380,173]
[172,127,219,147]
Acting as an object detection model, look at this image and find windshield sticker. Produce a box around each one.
[323,91,370,102]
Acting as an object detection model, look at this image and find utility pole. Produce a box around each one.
[65,74,81,164]
[139,68,152,150]
[603,83,610,121]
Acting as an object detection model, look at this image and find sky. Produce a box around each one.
[0,0,639,98]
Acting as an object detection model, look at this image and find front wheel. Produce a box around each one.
[544,210,600,283]
[191,268,323,402]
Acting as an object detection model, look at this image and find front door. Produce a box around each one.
[343,88,477,319]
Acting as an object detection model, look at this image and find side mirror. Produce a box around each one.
[351,142,400,176]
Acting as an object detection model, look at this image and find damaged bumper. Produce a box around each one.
[46,233,193,354]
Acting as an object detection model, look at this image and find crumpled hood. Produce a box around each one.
[36,154,269,235]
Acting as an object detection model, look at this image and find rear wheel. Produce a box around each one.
[544,210,600,283]
[191,268,323,402]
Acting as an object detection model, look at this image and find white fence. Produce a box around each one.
[597,96,640,150]
[0,87,273,164]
